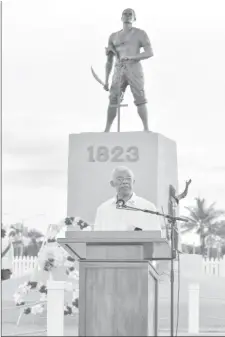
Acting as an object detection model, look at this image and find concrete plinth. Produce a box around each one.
[67,131,178,225]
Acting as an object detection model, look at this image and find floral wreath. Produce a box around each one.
[14,216,91,316]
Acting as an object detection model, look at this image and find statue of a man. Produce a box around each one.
[104,8,153,132]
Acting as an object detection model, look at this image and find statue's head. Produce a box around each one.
[110,166,135,198]
[121,8,136,24]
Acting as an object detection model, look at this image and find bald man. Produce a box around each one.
[94,166,170,280]
[94,166,161,232]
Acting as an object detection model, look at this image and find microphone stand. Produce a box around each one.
[117,180,191,337]
[117,203,186,223]
[117,203,187,337]
[168,179,191,337]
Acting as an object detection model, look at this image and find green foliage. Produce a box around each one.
[8,223,44,257]
[181,198,225,255]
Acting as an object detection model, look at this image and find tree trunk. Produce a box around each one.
[200,235,205,256]
[193,243,196,254]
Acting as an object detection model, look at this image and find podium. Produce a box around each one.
[58,229,171,336]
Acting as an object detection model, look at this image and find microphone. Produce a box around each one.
[116,199,125,208]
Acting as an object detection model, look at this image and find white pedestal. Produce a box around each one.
[188,282,200,334]
[67,131,178,225]
[47,281,66,336]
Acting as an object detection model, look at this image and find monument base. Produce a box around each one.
[67,131,178,226]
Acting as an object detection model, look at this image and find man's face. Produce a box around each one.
[121,9,135,24]
[111,169,134,197]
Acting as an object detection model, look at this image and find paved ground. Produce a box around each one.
[159,333,225,336]
[2,274,225,336]
[2,304,225,337]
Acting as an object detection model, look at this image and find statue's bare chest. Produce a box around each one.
[113,29,139,49]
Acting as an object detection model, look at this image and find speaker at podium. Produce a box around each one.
[67,131,178,227]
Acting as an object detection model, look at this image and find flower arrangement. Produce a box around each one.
[13,281,47,315]
[14,216,92,317]
[24,303,45,315]
[64,291,79,315]
[64,256,79,280]
[65,216,91,230]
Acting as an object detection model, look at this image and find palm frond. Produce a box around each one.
[180,227,196,234]
[180,221,197,233]
[207,202,217,212]
[204,212,225,224]
[215,221,225,238]
[184,207,200,222]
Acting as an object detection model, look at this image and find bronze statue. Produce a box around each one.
[103,8,153,132]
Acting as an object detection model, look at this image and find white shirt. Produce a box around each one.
[94,193,162,233]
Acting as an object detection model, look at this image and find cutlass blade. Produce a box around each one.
[91,66,105,87]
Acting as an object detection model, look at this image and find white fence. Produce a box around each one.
[12,255,225,278]
[12,256,37,278]
[203,257,225,277]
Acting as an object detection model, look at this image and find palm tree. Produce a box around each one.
[23,229,44,256]
[9,223,28,256]
[9,224,44,256]
[181,198,225,255]
[214,220,225,239]
[26,228,44,242]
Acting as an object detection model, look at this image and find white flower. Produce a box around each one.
[54,249,64,263]
[31,306,38,315]
[19,284,30,294]
[13,293,22,303]
[68,270,79,280]
[31,304,44,315]
[53,259,62,268]
[82,226,92,231]
[64,260,75,268]
[72,306,78,314]
[19,282,28,290]
[38,305,44,314]
[72,289,79,300]
[38,281,44,287]
[74,217,81,224]
[62,250,69,259]
[46,224,61,240]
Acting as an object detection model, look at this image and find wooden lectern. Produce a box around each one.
[58,229,170,336]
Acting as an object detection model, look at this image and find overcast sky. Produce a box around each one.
[2,0,225,238]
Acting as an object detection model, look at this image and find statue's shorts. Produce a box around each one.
[109,62,147,106]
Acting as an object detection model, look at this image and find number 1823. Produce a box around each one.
[87,146,139,162]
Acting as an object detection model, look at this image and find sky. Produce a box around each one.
[2,0,225,241]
